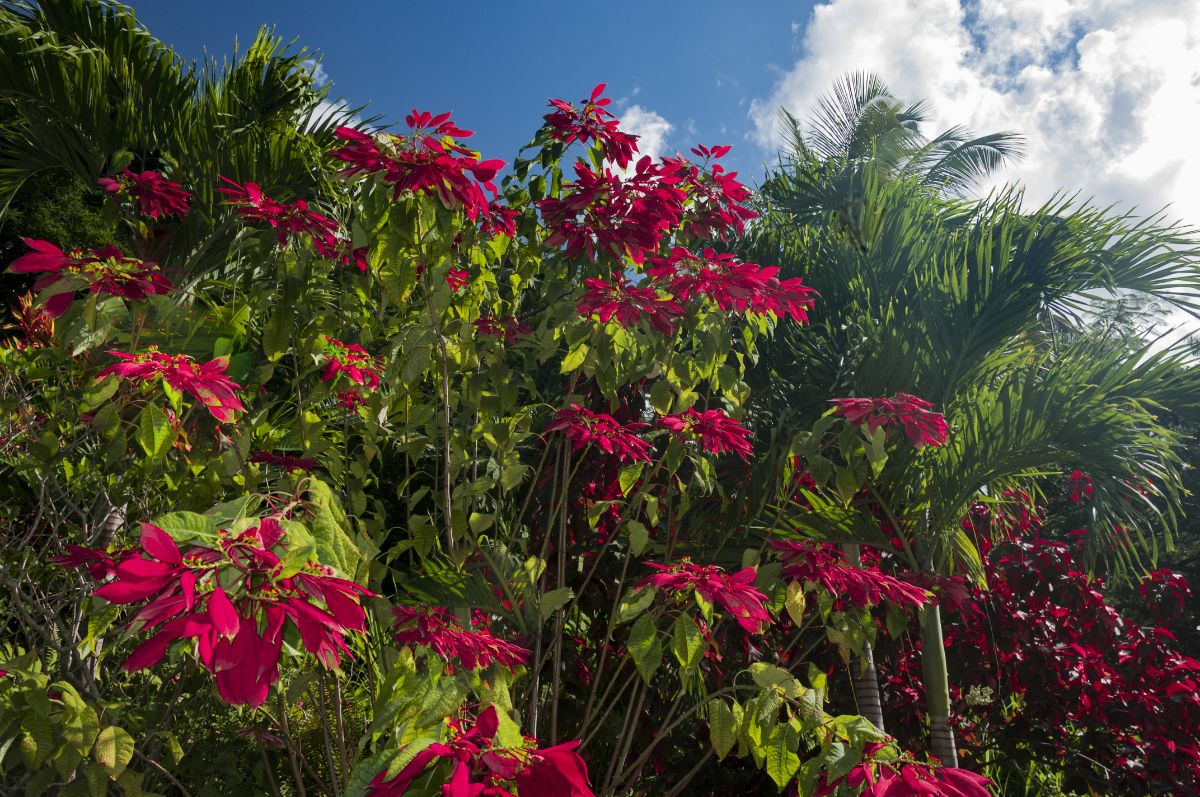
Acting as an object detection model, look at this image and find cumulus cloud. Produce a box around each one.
[617,105,674,165]
[751,0,1200,226]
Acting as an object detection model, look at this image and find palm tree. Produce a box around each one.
[0,0,363,278]
[741,78,1200,764]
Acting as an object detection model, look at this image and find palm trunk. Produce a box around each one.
[919,603,958,766]
[842,544,886,731]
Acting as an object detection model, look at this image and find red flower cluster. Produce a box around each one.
[98,349,245,422]
[474,315,532,344]
[637,560,771,634]
[249,451,320,472]
[830,392,949,448]
[545,404,652,463]
[391,605,528,672]
[576,274,681,335]
[1067,469,1094,504]
[543,83,639,169]
[218,177,340,247]
[321,336,383,389]
[332,112,504,221]
[2,293,54,349]
[367,705,594,797]
[58,520,374,707]
[644,247,816,323]
[879,535,1200,793]
[537,159,684,264]
[770,540,929,610]
[9,239,171,317]
[97,169,191,219]
[661,145,757,241]
[659,407,752,461]
[1140,568,1191,627]
[337,389,368,411]
[313,235,370,273]
[815,744,992,796]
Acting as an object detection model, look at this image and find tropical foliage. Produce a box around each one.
[1,5,1198,797]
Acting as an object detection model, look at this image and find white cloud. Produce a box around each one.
[617,105,674,165]
[302,58,330,88]
[750,0,1200,226]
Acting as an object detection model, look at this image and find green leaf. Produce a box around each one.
[80,376,119,412]
[625,520,649,557]
[671,613,702,670]
[151,511,217,545]
[615,586,656,625]
[92,725,134,779]
[764,723,801,790]
[708,700,738,760]
[262,306,293,361]
[784,581,807,627]
[618,462,644,496]
[538,587,573,622]
[627,613,662,685]
[650,380,673,414]
[308,477,362,577]
[560,341,588,373]
[749,663,794,689]
[276,520,316,577]
[136,404,171,458]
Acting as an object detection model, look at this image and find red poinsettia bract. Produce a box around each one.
[661,145,758,241]
[332,111,504,221]
[659,407,752,461]
[321,336,383,389]
[58,520,374,707]
[831,392,949,448]
[98,349,245,423]
[645,247,815,324]
[537,159,684,264]
[249,451,320,472]
[1067,469,1094,504]
[367,705,594,797]
[576,274,681,335]
[637,560,771,634]
[815,743,993,797]
[543,83,639,169]
[97,169,192,219]
[474,315,532,344]
[391,605,528,672]
[770,540,929,610]
[9,238,172,317]
[545,404,652,463]
[217,177,340,247]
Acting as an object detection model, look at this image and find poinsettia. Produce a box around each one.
[537,159,685,264]
[217,177,340,246]
[98,349,245,422]
[8,238,172,317]
[637,560,771,633]
[58,519,374,707]
[1067,469,1094,504]
[576,274,682,335]
[645,247,816,323]
[661,145,757,240]
[815,743,993,796]
[392,605,528,672]
[659,407,752,460]
[474,315,532,344]
[97,169,192,219]
[543,83,639,169]
[321,336,383,389]
[545,404,652,463]
[367,706,594,797]
[332,111,504,221]
[249,451,320,472]
[770,540,929,610]
[831,392,949,448]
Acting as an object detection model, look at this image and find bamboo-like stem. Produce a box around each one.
[921,603,959,766]
[277,696,309,797]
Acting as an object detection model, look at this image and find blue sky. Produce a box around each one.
[131,0,816,184]
[132,1,1200,237]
